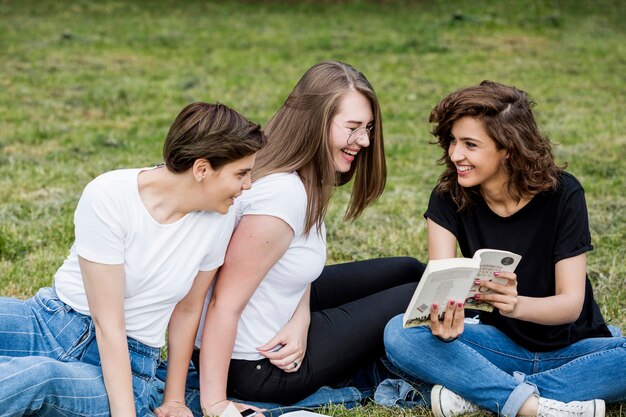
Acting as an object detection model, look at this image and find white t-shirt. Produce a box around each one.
[195,172,327,359]
[54,168,236,348]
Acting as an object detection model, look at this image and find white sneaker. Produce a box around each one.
[431,385,481,417]
[537,397,605,417]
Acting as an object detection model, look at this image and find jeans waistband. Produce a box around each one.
[44,286,161,361]
[128,336,161,360]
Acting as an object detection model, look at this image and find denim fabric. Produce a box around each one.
[384,315,626,417]
[373,379,431,408]
[149,359,392,417]
[0,287,160,417]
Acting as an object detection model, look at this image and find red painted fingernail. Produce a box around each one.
[458,302,464,308]
[474,279,481,284]
[432,303,438,310]
[474,294,480,300]
[449,300,455,306]
[494,271,500,276]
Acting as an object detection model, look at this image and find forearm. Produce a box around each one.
[163,310,201,404]
[506,294,583,325]
[199,304,239,411]
[94,325,135,416]
[291,285,311,326]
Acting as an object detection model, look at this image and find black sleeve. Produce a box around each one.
[553,175,593,263]
[423,187,460,239]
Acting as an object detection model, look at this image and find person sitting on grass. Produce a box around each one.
[0,102,265,417]
[384,81,626,417]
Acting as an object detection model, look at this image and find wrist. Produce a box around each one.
[201,399,230,417]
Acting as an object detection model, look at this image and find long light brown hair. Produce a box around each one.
[254,61,386,233]
[430,80,562,210]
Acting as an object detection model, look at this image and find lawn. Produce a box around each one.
[1,0,624,415]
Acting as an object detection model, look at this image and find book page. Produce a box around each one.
[404,266,477,327]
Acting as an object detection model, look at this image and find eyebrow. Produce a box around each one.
[451,134,483,143]
[343,118,375,125]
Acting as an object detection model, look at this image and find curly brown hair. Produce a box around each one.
[429,80,563,210]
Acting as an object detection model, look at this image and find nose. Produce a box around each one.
[355,130,371,148]
[242,176,252,190]
[449,142,463,162]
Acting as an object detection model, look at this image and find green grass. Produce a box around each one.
[1,0,624,415]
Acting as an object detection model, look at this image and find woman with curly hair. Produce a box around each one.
[384,81,626,417]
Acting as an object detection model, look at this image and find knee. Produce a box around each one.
[384,316,431,365]
[394,256,426,275]
[384,315,407,360]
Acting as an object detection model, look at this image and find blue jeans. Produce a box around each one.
[0,287,160,417]
[384,315,626,417]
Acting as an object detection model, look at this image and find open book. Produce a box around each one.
[402,249,521,328]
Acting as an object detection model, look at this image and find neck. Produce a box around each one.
[138,167,194,224]
[480,183,530,217]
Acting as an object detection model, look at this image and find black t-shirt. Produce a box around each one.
[424,172,610,352]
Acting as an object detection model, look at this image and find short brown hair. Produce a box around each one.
[163,102,266,173]
[254,61,386,233]
[429,80,562,210]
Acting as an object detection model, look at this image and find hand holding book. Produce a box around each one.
[403,249,522,328]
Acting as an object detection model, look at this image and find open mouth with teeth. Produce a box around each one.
[342,148,358,157]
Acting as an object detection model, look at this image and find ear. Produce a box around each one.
[191,158,214,182]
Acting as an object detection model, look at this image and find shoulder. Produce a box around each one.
[77,169,142,218]
[239,172,307,234]
[253,172,305,194]
[242,172,306,206]
[556,171,584,194]
[84,168,140,195]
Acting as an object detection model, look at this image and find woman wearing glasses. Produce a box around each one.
[155,61,425,417]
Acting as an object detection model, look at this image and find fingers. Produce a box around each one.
[154,402,193,417]
[476,272,519,316]
[429,300,464,340]
[270,352,303,372]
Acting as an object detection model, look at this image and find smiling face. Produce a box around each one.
[448,116,509,192]
[329,90,374,173]
[197,154,256,214]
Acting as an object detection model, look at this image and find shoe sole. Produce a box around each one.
[431,385,446,417]
[594,399,606,417]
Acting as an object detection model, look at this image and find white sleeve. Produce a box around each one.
[198,210,236,271]
[73,178,125,265]
[238,174,306,236]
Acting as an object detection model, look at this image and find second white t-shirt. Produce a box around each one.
[196,172,327,359]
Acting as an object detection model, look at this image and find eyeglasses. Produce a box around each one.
[332,121,374,146]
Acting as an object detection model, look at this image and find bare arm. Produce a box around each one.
[79,257,135,417]
[426,218,465,340]
[199,214,294,415]
[427,218,458,260]
[155,269,217,417]
[492,253,587,325]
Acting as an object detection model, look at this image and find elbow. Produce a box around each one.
[559,296,585,324]
[207,295,246,320]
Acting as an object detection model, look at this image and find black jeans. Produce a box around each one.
[202,256,425,404]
